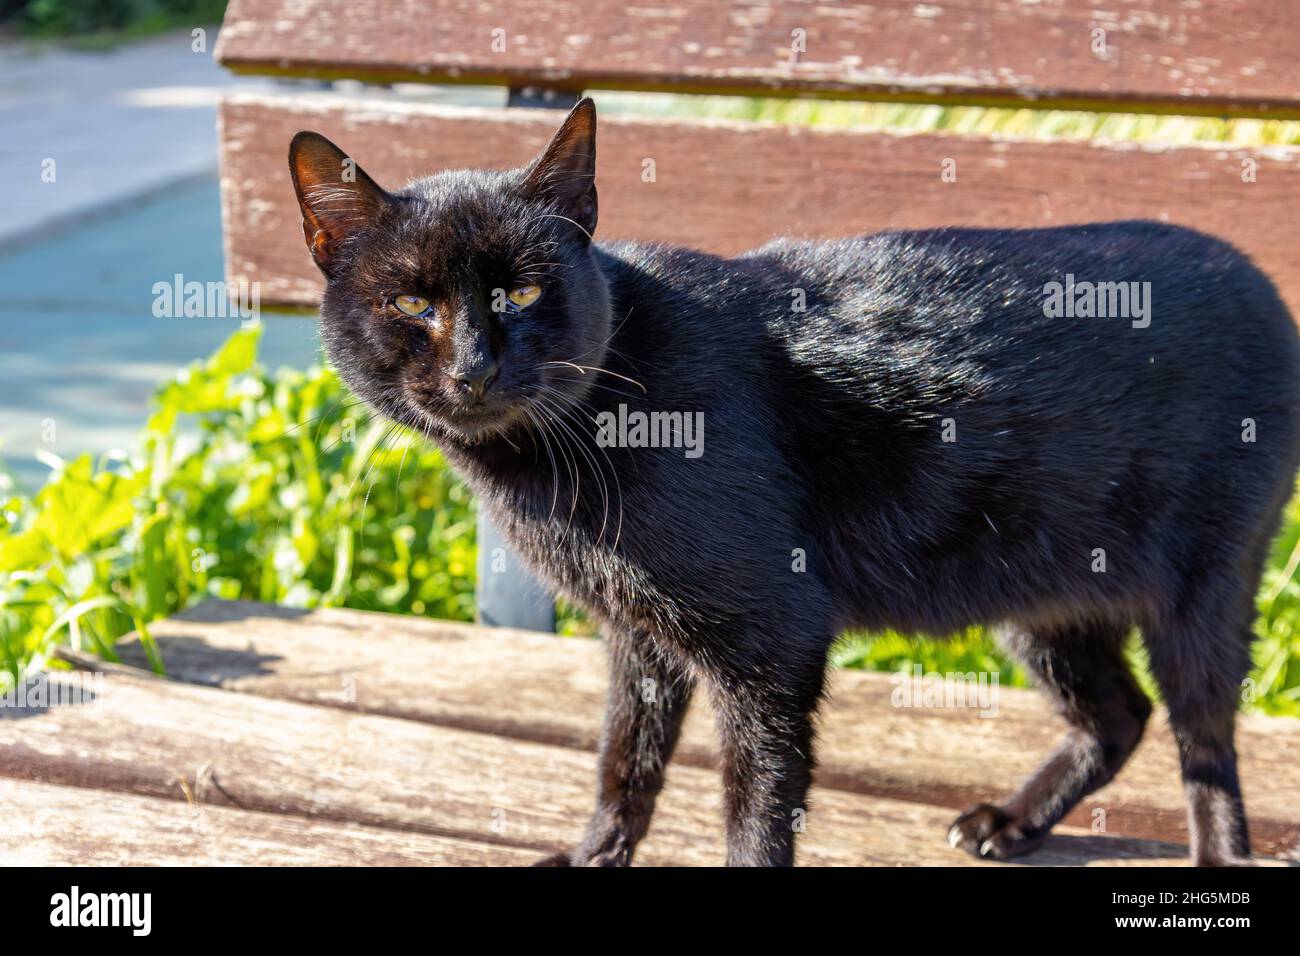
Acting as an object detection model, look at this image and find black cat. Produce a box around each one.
[289,99,1300,866]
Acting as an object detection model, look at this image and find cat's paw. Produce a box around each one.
[533,850,573,867]
[947,803,1043,861]
[532,843,633,867]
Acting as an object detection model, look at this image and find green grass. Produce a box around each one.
[0,327,477,681]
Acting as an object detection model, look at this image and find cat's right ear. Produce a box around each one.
[288,131,391,275]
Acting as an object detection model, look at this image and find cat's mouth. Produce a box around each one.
[403,395,523,445]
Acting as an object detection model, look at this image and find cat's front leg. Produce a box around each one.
[536,628,694,866]
[707,640,831,866]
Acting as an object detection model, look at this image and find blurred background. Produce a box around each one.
[1,1,1298,714]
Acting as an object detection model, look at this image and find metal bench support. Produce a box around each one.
[474,512,555,631]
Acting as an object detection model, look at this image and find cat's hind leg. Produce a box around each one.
[948,618,1151,861]
[1139,590,1256,866]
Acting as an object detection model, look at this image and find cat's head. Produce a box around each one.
[288,99,611,445]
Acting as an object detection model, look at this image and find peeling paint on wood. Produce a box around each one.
[214,0,1300,117]
[217,94,1300,322]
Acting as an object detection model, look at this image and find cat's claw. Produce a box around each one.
[947,802,1043,862]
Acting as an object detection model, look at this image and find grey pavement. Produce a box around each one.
[0,29,281,247]
[0,28,510,247]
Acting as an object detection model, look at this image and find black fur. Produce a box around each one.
[289,100,1300,866]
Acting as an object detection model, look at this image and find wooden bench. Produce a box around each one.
[9,3,1300,866]
[2,599,1294,864]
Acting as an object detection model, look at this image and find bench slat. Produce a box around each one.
[219,94,1300,322]
[215,0,1300,118]
[1,667,1190,866]
[0,778,535,866]
[112,600,1300,859]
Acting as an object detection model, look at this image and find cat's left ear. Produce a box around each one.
[522,97,598,240]
[289,131,393,275]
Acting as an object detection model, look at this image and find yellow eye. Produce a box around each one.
[394,295,430,317]
[507,284,542,309]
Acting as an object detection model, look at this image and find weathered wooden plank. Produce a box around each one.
[0,668,1190,865]
[0,778,533,866]
[114,600,1300,859]
[215,0,1300,118]
[218,94,1300,321]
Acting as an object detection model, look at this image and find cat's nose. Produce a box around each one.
[453,363,499,401]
